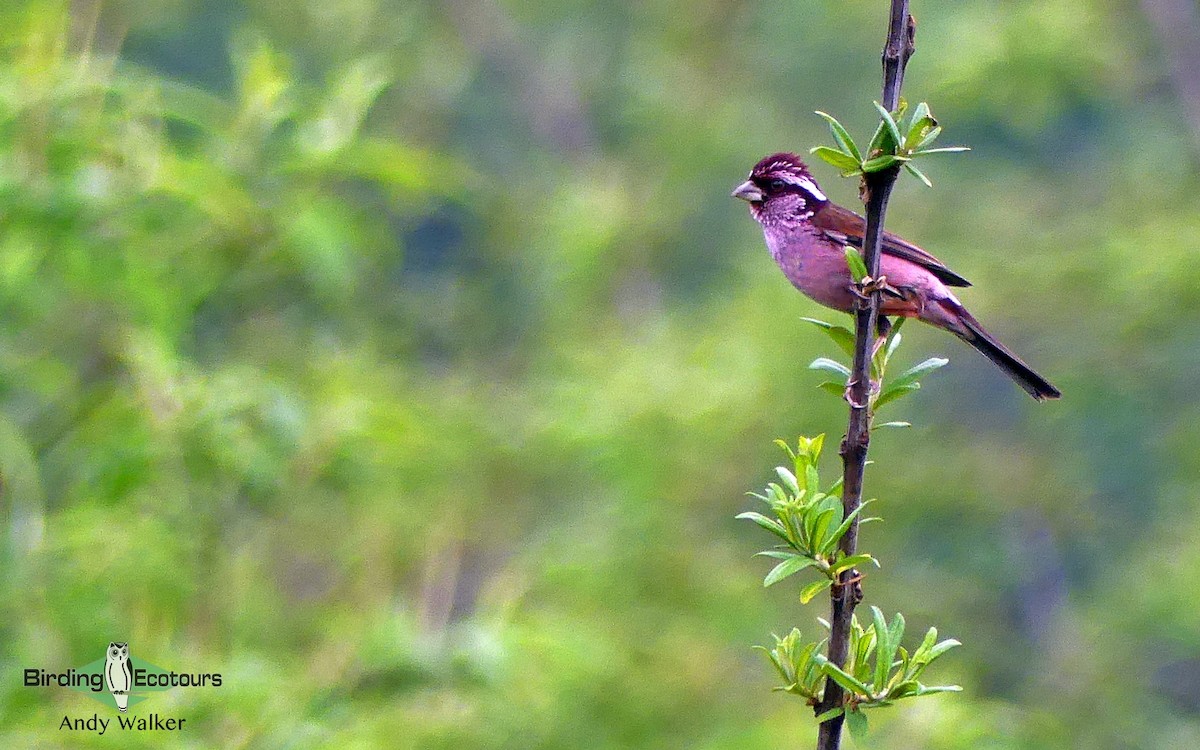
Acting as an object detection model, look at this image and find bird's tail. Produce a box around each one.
[942,302,1061,401]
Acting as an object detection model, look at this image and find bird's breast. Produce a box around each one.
[764,226,856,312]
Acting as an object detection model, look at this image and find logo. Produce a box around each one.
[23,642,222,734]
[104,641,132,711]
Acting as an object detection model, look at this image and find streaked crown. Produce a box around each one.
[748,153,828,204]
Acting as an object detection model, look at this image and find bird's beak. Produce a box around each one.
[731,180,765,203]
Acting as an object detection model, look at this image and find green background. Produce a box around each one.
[0,1,1197,747]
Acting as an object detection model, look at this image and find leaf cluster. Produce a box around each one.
[756,627,828,704]
[814,607,962,712]
[804,316,947,427]
[758,610,961,736]
[810,101,969,187]
[737,436,880,603]
[741,433,964,729]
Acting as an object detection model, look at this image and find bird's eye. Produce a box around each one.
[769,179,786,190]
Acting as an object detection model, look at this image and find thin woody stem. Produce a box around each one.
[814,3,915,750]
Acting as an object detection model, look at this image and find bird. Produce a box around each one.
[732,152,1060,400]
[104,642,132,712]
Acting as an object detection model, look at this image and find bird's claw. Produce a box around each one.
[860,275,887,295]
[856,275,904,299]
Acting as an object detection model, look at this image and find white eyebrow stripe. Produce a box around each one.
[778,174,827,202]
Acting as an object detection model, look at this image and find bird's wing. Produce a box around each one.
[813,201,972,287]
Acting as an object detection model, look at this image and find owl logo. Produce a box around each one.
[104,642,132,712]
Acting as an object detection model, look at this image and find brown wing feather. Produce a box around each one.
[812,202,972,287]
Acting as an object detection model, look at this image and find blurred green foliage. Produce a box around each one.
[0,1,1198,748]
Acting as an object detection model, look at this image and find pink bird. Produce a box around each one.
[733,152,1060,400]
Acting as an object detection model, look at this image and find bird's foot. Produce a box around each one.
[858,275,904,299]
[851,276,905,313]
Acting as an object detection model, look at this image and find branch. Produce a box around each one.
[815,4,915,750]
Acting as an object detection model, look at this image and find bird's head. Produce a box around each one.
[732,153,828,226]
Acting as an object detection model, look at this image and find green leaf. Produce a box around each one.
[884,329,902,362]
[888,612,906,651]
[871,607,892,691]
[852,624,877,685]
[882,612,905,691]
[928,638,962,660]
[784,508,809,549]
[817,381,847,398]
[802,641,829,690]
[774,439,798,464]
[821,500,874,555]
[915,626,938,661]
[736,512,790,542]
[844,247,869,282]
[904,102,931,140]
[764,555,819,587]
[909,125,942,152]
[810,146,861,172]
[814,706,845,724]
[907,101,930,126]
[772,483,793,505]
[903,118,938,154]
[810,357,851,380]
[815,111,862,161]
[755,549,800,560]
[799,578,833,604]
[816,657,872,697]
[914,146,971,155]
[831,553,878,575]
[826,475,844,497]
[890,357,949,390]
[808,434,825,460]
[875,421,911,429]
[913,684,964,695]
[765,483,788,505]
[866,121,889,159]
[776,466,801,496]
[808,505,840,556]
[800,317,856,358]
[861,154,908,173]
[874,101,904,153]
[896,645,911,681]
[846,709,869,744]
[873,383,920,411]
[887,679,921,699]
[804,464,821,496]
[755,644,793,683]
[904,162,933,188]
[799,636,824,673]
